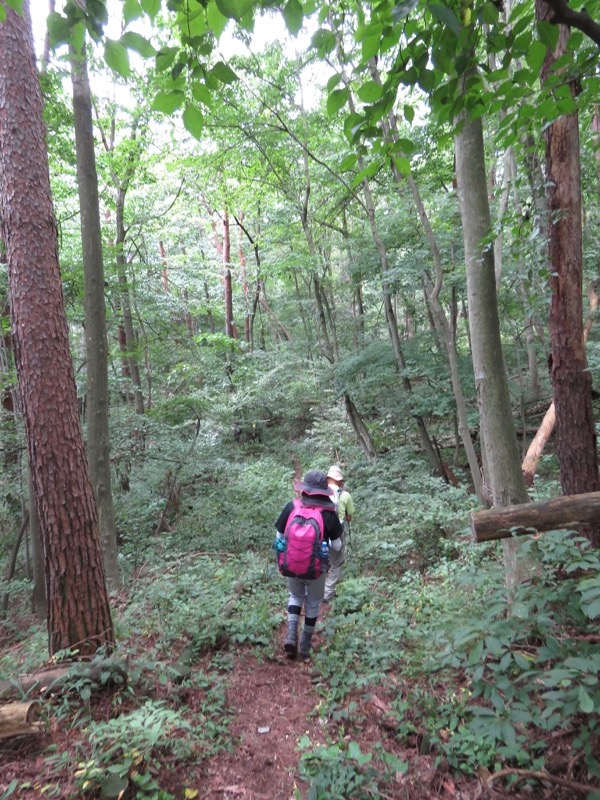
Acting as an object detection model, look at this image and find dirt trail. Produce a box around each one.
[201,647,326,799]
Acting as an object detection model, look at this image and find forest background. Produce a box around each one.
[1,0,600,796]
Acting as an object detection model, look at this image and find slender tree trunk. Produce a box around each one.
[0,0,114,655]
[455,108,531,587]
[114,197,145,414]
[70,35,119,589]
[344,394,376,460]
[223,208,236,339]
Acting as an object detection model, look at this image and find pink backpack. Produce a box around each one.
[278,498,326,579]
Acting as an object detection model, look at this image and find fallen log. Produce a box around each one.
[471,491,600,542]
[0,701,43,738]
[0,659,127,701]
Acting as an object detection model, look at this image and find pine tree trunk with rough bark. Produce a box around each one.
[0,0,114,656]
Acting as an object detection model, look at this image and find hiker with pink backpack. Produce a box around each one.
[274,470,343,659]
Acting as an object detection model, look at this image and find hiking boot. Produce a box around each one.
[299,628,314,658]
[284,622,298,658]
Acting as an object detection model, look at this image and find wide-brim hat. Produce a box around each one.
[327,465,344,482]
[294,469,333,497]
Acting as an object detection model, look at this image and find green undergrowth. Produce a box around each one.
[298,533,600,798]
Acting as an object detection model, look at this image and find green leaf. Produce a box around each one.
[5,0,23,13]
[404,104,415,123]
[578,686,595,713]
[47,11,73,46]
[151,90,185,114]
[104,39,131,78]
[362,32,381,62]
[525,40,546,74]
[583,597,600,619]
[357,81,384,103]
[351,161,379,188]
[311,28,336,57]
[140,0,160,20]
[123,0,143,23]
[207,0,229,37]
[215,0,255,21]
[120,31,156,57]
[327,73,342,92]
[156,46,179,71]
[393,156,411,175]
[429,4,462,35]
[327,87,349,116]
[183,105,204,139]
[339,153,358,171]
[192,81,213,106]
[282,0,303,35]
[0,5,5,21]
[210,61,238,84]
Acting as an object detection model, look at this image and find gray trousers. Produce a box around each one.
[324,533,346,600]
[287,573,327,618]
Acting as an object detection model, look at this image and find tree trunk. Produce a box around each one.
[536,5,600,547]
[455,108,531,587]
[344,393,376,460]
[70,35,119,590]
[223,208,237,339]
[115,197,145,414]
[0,0,114,656]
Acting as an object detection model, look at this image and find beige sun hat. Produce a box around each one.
[327,465,344,482]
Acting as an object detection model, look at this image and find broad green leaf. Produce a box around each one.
[525,40,546,74]
[282,0,303,35]
[104,39,131,78]
[140,0,160,20]
[327,73,342,92]
[357,81,384,103]
[5,0,23,13]
[362,32,381,62]
[120,31,156,57]
[311,28,336,56]
[393,156,411,175]
[156,47,180,71]
[327,87,349,116]
[429,4,461,35]
[0,5,5,21]
[210,61,237,84]
[404,104,415,122]
[339,153,358,171]
[123,0,143,23]
[192,81,213,106]
[583,597,600,619]
[578,687,595,713]
[151,90,185,114]
[183,106,204,139]
[215,0,255,21]
[178,7,206,37]
[351,161,379,188]
[207,0,229,37]
[536,19,560,51]
[47,11,73,46]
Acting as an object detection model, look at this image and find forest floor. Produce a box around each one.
[0,611,587,800]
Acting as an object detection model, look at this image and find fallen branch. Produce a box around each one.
[488,767,595,794]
